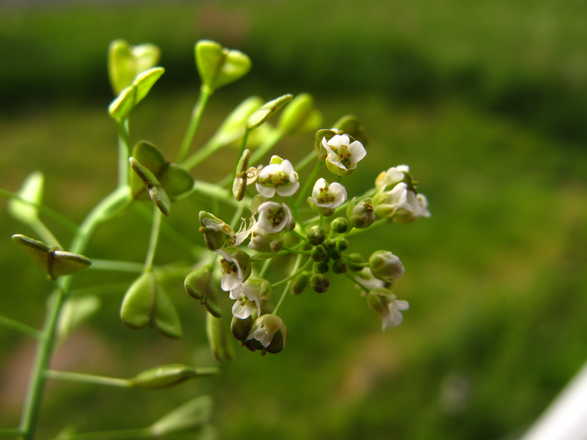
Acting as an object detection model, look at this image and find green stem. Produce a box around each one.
[0,188,78,232]
[117,119,131,189]
[250,130,283,165]
[294,160,321,208]
[177,89,211,163]
[0,428,22,437]
[347,218,386,237]
[46,370,131,388]
[20,187,130,440]
[144,208,163,272]
[295,151,316,172]
[272,258,311,287]
[258,259,272,277]
[273,255,303,314]
[65,428,152,440]
[193,180,241,207]
[31,219,61,249]
[0,316,40,339]
[182,138,221,170]
[344,272,370,294]
[90,260,144,273]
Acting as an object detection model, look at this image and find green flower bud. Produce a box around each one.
[347,198,375,229]
[149,395,212,437]
[347,252,366,272]
[311,273,330,293]
[120,272,157,329]
[195,40,251,94]
[231,315,254,342]
[336,238,349,252]
[292,271,310,295]
[323,239,341,259]
[369,250,405,283]
[314,261,329,274]
[332,260,347,274]
[311,245,328,262]
[129,364,199,389]
[11,234,91,280]
[307,225,326,245]
[206,313,233,362]
[330,217,349,234]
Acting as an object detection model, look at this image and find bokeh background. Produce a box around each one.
[1,1,587,439]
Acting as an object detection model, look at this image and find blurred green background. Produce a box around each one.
[1,1,587,439]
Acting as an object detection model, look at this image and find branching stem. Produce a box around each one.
[177,89,212,162]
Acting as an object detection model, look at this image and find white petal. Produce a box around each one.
[247,327,272,347]
[281,159,295,175]
[328,134,349,147]
[221,273,240,292]
[232,300,254,319]
[349,140,367,163]
[329,182,347,207]
[277,181,299,197]
[396,299,410,311]
[256,183,276,198]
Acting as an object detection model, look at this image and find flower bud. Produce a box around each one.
[292,271,310,295]
[347,198,375,229]
[231,315,254,342]
[307,225,326,245]
[311,273,330,293]
[247,94,293,130]
[324,239,341,260]
[347,252,366,272]
[314,261,329,274]
[369,250,405,283]
[311,245,328,262]
[129,364,199,389]
[335,238,349,252]
[206,313,234,362]
[332,260,347,274]
[330,217,349,234]
[246,314,287,354]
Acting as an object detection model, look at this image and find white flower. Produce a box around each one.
[375,164,410,191]
[381,296,410,330]
[229,278,270,319]
[321,134,366,176]
[218,249,251,292]
[373,182,430,223]
[354,267,386,291]
[246,314,286,349]
[367,288,410,330]
[255,155,299,198]
[232,297,258,319]
[311,178,347,209]
[253,201,293,234]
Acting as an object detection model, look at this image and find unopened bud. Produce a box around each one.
[311,245,328,262]
[314,261,329,274]
[246,314,287,354]
[347,198,375,229]
[369,250,405,283]
[231,315,254,342]
[330,217,349,234]
[292,271,310,294]
[335,238,349,252]
[347,252,366,272]
[130,364,200,389]
[184,265,221,317]
[120,272,157,329]
[307,225,326,245]
[311,273,330,293]
[332,260,347,274]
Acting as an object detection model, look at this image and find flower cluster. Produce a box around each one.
[186,111,430,356]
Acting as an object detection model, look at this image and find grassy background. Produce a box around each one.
[1,1,587,439]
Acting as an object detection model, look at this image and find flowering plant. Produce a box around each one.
[0,39,430,439]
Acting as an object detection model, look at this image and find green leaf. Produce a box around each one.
[150,395,213,437]
[154,288,183,338]
[8,171,44,224]
[108,67,165,122]
[247,94,293,130]
[129,364,197,389]
[120,272,156,329]
[195,40,251,93]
